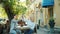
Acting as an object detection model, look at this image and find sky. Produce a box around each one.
[20,0,26,2]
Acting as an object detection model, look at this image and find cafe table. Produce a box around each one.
[16,26,30,34]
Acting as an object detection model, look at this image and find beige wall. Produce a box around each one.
[42,8,50,27]
[40,0,60,27]
[38,8,48,27]
[43,0,60,27]
[53,0,60,27]
[43,8,47,26]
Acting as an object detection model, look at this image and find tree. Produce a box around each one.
[0,0,27,21]
[0,0,15,21]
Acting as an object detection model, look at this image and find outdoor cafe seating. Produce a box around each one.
[0,19,37,34]
[16,20,37,34]
[0,20,10,34]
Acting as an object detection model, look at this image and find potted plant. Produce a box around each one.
[49,17,55,28]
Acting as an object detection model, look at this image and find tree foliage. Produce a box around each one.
[0,0,27,20]
[0,4,7,18]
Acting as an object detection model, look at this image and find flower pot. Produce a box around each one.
[49,20,55,28]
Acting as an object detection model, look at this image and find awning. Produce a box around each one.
[42,0,54,7]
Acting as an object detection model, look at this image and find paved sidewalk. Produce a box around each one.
[37,27,60,34]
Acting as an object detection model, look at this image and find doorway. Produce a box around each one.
[48,7,53,19]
